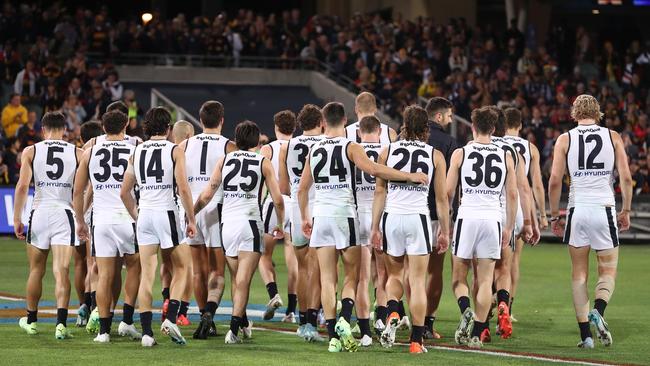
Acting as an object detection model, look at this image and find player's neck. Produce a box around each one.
[475,135,492,144]
[44,130,65,140]
[577,119,597,126]
[303,128,321,136]
[275,132,292,141]
[324,126,345,138]
[149,135,167,140]
[505,128,520,136]
[105,132,125,141]
[202,127,222,135]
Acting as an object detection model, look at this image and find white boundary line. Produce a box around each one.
[0,295,22,302]
[252,326,621,366]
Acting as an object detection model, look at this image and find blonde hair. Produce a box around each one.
[172,120,195,143]
[571,94,604,122]
[355,92,377,115]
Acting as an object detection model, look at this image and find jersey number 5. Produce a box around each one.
[46,146,64,180]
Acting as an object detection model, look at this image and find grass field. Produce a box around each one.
[0,237,648,366]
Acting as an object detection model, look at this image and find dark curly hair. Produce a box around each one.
[401,105,429,141]
[143,107,172,137]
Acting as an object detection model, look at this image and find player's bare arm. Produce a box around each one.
[278,143,290,196]
[348,142,427,184]
[529,143,548,229]
[388,127,398,142]
[370,147,389,251]
[82,138,95,151]
[262,157,285,239]
[12,146,34,240]
[194,156,225,214]
[514,151,534,242]
[226,140,238,154]
[612,131,633,231]
[433,150,450,253]
[445,149,463,206]
[120,156,138,221]
[548,134,569,237]
[72,149,92,241]
[297,157,314,238]
[503,153,517,247]
[172,146,196,238]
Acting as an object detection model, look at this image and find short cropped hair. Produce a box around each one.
[355,92,377,115]
[297,104,322,131]
[471,106,498,136]
[143,107,172,137]
[359,116,381,134]
[487,106,506,137]
[504,107,522,129]
[273,110,296,136]
[102,110,128,135]
[425,97,453,118]
[199,101,224,129]
[80,121,103,143]
[322,102,346,127]
[234,120,260,150]
[106,100,128,115]
[571,94,603,122]
[172,120,195,143]
[401,105,429,141]
[41,111,66,130]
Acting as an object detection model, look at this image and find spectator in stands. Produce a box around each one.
[1,93,28,137]
[0,154,9,185]
[85,79,110,120]
[41,83,63,113]
[13,60,38,101]
[102,71,123,101]
[418,72,438,100]
[3,137,20,184]
[62,94,86,130]
[17,111,40,148]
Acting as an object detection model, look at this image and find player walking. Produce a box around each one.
[14,112,83,339]
[371,106,450,354]
[120,107,196,347]
[446,106,517,349]
[549,95,632,348]
[345,92,397,144]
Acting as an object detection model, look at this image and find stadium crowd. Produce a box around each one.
[0,3,648,193]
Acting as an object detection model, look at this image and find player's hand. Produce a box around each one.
[539,216,549,230]
[186,221,197,239]
[521,223,533,244]
[436,230,449,254]
[501,228,512,248]
[76,222,89,242]
[13,219,25,240]
[370,229,382,251]
[617,210,630,232]
[551,217,565,237]
[301,219,312,239]
[272,226,284,240]
[530,223,541,246]
[407,172,428,185]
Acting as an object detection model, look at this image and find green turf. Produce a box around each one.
[1,237,649,365]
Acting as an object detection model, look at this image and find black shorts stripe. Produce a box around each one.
[563,208,575,244]
[497,221,502,249]
[264,202,274,233]
[91,225,96,257]
[132,223,139,253]
[167,210,179,246]
[381,213,388,252]
[605,207,619,247]
[219,223,225,252]
[65,209,75,246]
[347,217,357,246]
[419,214,431,253]
[454,219,463,256]
[27,210,34,243]
[249,220,261,253]
[217,203,223,219]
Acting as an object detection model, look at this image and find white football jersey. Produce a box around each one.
[502,135,531,176]
[95,134,141,146]
[268,139,289,182]
[310,136,357,217]
[286,134,324,199]
[345,121,392,145]
[491,136,520,214]
[185,133,230,200]
[457,143,507,220]
[384,140,434,215]
[221,151,265,222]
[356,143,384,213]
[89,140,135,224]
[133,139,178,210]
[566,125,616,208]
[31,140,78,209]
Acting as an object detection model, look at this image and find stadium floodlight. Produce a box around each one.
[141,13,153,25]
